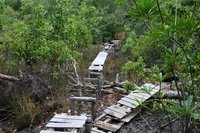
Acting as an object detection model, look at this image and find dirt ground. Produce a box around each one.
[117,110,181,133]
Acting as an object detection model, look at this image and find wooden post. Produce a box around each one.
[115,73,119,83]
[70,100,75,115]
[96,79,100,102]
[85,115,92,133]
[92,101,96,120]
[77,101,81,115]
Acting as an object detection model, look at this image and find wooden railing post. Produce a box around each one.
[85,115,92,133]
[92,101,96,120]
[70,100,75,115]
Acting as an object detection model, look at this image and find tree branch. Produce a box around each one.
[0,73,19,81]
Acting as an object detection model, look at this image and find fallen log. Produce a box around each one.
[103,80,129,89]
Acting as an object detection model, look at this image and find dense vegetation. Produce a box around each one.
[121,0,200,132]
[0,0,199,132]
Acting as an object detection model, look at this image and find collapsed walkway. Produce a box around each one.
[91,83,159,133]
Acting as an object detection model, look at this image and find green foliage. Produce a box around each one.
[166,96,200,132]
[123,81,136,91]
[167,96,200,119]
[122,57,160,84]
[122,32,138,58]
[122,0,200,131]
[4,0,21,11]
[0,0,102,73]
[91,0,131,41]
[130,0,157,21]
[121,57,146,84]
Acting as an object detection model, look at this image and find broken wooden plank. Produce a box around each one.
[117,100,136,108]
[112,104,131,113]
[121,107,141,123]
[46,122,84,128]
[94,113,124,132]
[95,120,124,132]
[104,108,126,119]
[95,113,107,122]
[91,127,107,133]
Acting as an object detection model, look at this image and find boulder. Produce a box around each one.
[0,75,50,109]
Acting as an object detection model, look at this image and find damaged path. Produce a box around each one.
[91,83,160,133]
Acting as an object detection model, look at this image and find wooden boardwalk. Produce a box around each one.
[88,40,121,79]
[40,40,160,133]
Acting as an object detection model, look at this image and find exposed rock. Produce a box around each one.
[0,75,50,110]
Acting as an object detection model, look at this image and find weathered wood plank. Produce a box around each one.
[54,114,87,120]
[50,118,86,124]
[104,108,126,119]
[128,93,146,99]
[114,104,131,113]
[134,89,158,96]
[46,122,84,128]
[117,100,136,108]
[121,107,141,123]
[121,97,140,106]
[84,78,100,81]
[107,106,127,115]
[91,127,106,133]
[95,113,107,122]
[134,92,151,97]
[95,120,124,132]
[40,130,71,133]
[126,93,145,101]
[89,65,103,72]
[69,96,96,102]
[108,105,129,114]
[91,52,108,66]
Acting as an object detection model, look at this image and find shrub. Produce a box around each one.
[5,93,42,130]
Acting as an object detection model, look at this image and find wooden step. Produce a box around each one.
[54,114,87,120]
[46,122,84,129]
[40,130,71,133]
[50,118,86,124]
